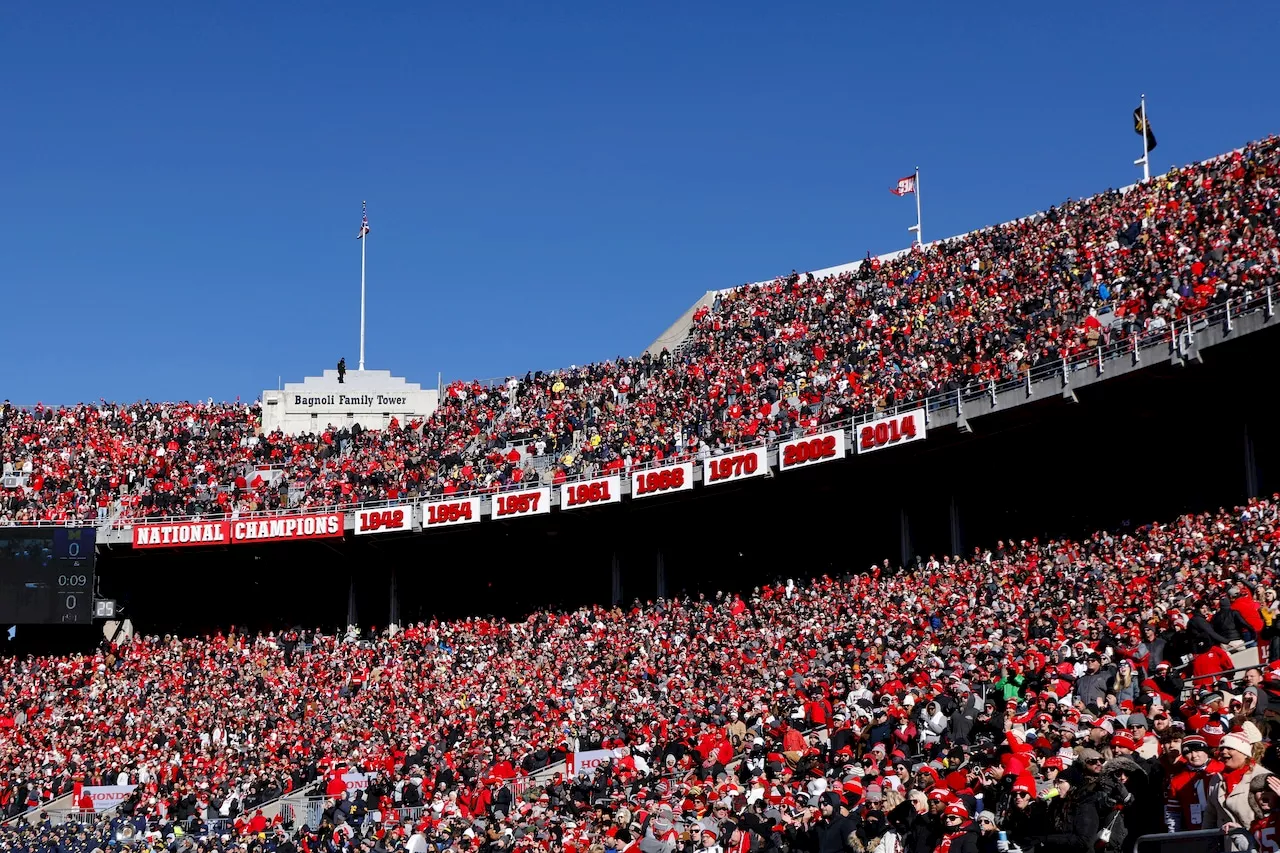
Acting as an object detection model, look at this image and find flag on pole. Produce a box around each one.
[890,174,917,196]
[357,200,370,239]
[1133,107,1157,152]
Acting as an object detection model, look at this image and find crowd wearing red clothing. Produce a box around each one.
[4,135,1280,525]
[5,496,1280,853]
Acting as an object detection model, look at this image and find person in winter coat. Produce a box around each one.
[973,811,1002,853]
[918,703,949,750]
[788,791,858,853]
[1188,601,1232,649]
[1211,596,1252,646]
[1205,732,1273,830]
[1035,765,1100,853]
[934,803,979,853]
[1107,660,1140,709]
[851,806,895,853]
[1074,654,1115,711]
[888,790,938,853]
[1001,775,1046,849]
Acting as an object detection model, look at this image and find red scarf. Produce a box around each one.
[1222,762,1252,796]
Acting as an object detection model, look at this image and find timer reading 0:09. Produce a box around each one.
[59,574,89,587]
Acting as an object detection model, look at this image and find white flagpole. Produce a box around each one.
[359,202,367,372]
[1140,95,1150,182]
[914,166,923,246]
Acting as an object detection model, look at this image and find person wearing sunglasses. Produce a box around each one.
[1002,775,1046,851]
[936,803,978,853]
[974,810,1003,853]
[1027,764,1100,853]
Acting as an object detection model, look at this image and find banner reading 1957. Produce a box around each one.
[491,487,551,520]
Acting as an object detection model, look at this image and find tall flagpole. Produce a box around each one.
[359,201,367,371]
[1139,95,1150,182]
[914,166,923,246]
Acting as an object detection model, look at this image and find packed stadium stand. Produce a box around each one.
[5,497,1280,853]
[4,135,1280,853]
[2,136,1278,528]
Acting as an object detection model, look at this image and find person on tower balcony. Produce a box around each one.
[338,357,347,384]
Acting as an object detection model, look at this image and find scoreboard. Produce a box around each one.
[0,528,96,625]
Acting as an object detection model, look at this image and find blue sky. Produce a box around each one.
[2,2,1277,405]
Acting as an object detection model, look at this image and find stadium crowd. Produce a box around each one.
[6,496,1280,853]
[3,136,1280,525]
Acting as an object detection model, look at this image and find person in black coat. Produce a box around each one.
[1187,601,1231,648]
[936,804,980,853]
[787,792,858,853]
[1001,778,1047,850]
[1034,766,1100,853]
[888,792,939,853]
[1211,596,1252,645]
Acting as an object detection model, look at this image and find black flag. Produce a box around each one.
[1133,106,1157,152]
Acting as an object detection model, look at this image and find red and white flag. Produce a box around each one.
[890,175,917,196]
[357,200,370,239]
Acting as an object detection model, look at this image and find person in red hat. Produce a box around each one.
[1002,775,1046,850]
[936,802,978,853]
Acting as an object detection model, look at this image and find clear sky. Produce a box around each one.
[3,2,1277,405]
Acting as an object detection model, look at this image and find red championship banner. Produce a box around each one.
[703,446,769,486]
[856,408,927,454]
[422,495,482,528]
[631,461,694,499]
[560,475,621,510]
[354,504,413,535]
[778,430,847,472]
[491,487,551,520]
[231,512,344,543]
[132,520,230,548]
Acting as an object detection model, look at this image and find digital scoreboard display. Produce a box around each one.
[0,528,96,625]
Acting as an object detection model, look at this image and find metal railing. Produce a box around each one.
[15,286,1272,533]
[1135,827,1257,853]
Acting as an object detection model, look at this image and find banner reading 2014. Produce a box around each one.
[856,409,927,454]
